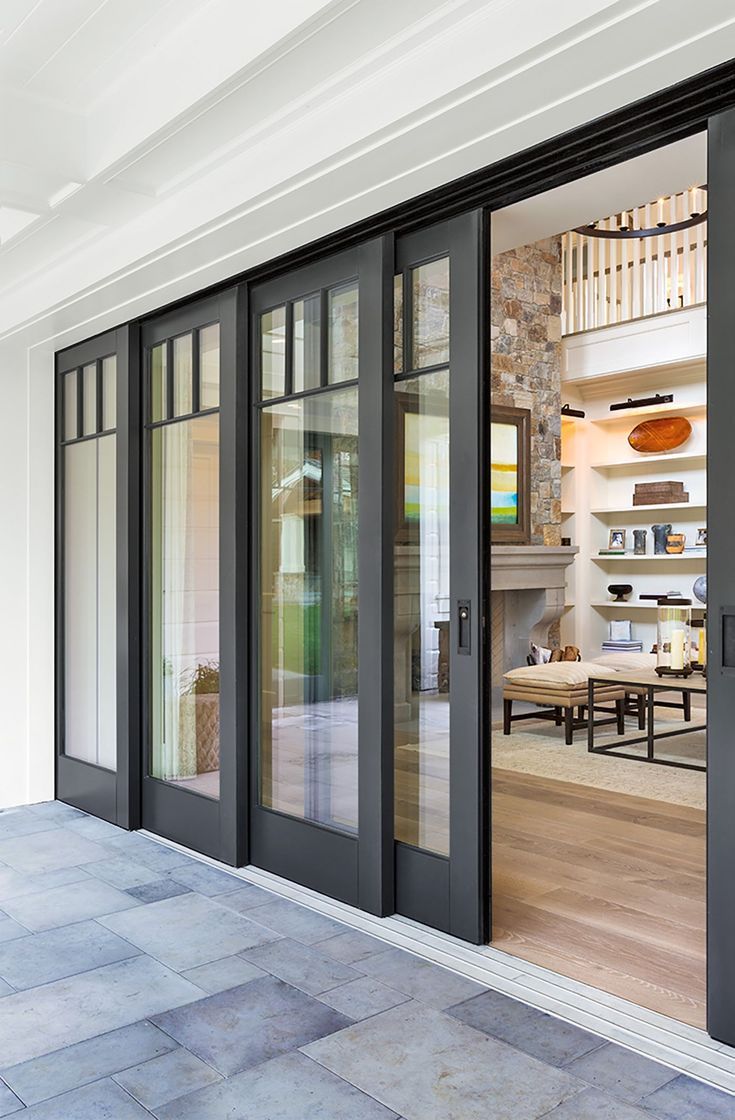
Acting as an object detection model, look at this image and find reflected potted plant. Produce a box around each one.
[182,661,220,774]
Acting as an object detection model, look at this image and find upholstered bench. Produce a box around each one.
[502,661,627,745]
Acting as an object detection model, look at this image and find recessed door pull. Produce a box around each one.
[458,599,471,655]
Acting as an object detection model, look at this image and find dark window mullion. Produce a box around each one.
[285,303,294,397]
[192,328,201,414]
[165,338,174,421]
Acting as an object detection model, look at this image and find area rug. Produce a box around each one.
[491,718,705,809]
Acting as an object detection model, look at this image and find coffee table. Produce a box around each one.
[587,670,706,772]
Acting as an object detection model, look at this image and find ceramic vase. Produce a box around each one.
[652,523,673,555]
[633,529,647,555]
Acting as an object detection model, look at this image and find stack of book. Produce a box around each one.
[632,480,689,506]
[601,639,644,653]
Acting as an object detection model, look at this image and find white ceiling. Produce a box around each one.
[1,0,734,348]
[491,133,709,255]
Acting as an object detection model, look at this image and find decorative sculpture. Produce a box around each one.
[633,528,647,555]
[628,416,692,453]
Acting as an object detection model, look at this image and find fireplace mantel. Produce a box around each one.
[491,544,578,591]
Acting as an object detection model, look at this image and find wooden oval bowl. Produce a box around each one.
[628,416,692,453]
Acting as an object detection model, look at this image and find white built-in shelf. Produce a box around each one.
[593,553,707,563]
[561,510,574,517]
[590,502,706,515]
[561,463,574,472]
[590,452,706,470]
[590,402,707,426]
[591,600,706,611]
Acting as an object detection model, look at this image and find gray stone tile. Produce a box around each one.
[181,955,266,993]
[316,928,393,964]
[358,947,487,1009]
[0,866,89,904]
[0,979,12,997]
[0,917,27,945]
[0,829,110,875]
[2,1020,178,1106]
[241,937,361,995]
[21,1077,151,1118]
[114,1046,222,1109]
[0,812,57,839]
[449,989,605,1067]
[99,833,193,872]
[64,816,124,841]
[641,1073,735,1119]
[317,976,410,1020]
[0,1083,22,1116]
[126,879,191,904]
[26,802,84,821]
[0,955,200,1067]
[539,1087,651,1118]
[565,1043,677,1103]
[213,884,278,912]
[99,891,281,970]
[0,919,140,990]
[169,862,241,896]
[84,856,162,889]
[245,897,349,945]
[152,975,351,1076]
[303,1000,583,1120]
[155,1051,397,1119]
[1,877,140,932]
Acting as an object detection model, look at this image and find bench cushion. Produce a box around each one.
[503,661,618,688]
[593,652,657,673]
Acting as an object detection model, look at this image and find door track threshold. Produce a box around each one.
[141,829,734,1095]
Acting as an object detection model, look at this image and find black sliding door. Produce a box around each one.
[56,327,139,826]
[706,108,735,1045]
[141,289,242,862]
[392,214,488,942]
[250,247,380,907]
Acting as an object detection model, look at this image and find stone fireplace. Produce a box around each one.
[490,544,578,706]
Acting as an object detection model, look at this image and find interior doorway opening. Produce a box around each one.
[489,134,707,1027]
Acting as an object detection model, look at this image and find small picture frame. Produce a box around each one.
[608,528,627,551]
[696,527,707,548]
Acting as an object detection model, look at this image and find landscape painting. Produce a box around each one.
[491,405,530,543]
[491,421,519,524]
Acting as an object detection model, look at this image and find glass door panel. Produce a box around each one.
[259,389,359,831]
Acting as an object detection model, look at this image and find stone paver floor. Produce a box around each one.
[0,800,730,1118]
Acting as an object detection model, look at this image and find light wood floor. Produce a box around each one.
[490,767,706,1028]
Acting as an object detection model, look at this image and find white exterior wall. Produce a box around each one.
[2,0,735,808]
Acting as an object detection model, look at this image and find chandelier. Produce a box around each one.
[574,186,707,240]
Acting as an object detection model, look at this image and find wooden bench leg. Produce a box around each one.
[683,691,692,722]
[616,698,625,735]
[578,705,585,722]
[503,697,512,735]
[555,706,563,727]
[565,706,573,745]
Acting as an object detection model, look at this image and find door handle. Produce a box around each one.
[458,600,471,655]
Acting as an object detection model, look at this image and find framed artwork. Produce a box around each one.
[608,528,627,551]
[490,405,530,544]
[696,527,707,547]
[395,388,450,544]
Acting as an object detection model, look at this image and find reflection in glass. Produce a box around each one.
[411,258,450,369]
[328,284,359,384]
[151,343,167,422]
[64,371,78,441]
[83,363,97,435]
[262,307,286,399]
[260,389,359,831]
[150,414,220,799]
[394,371,450,855]
[64,434,117,768]
[293,295,321,393]
[199,324,220,410]
[102,356,116,431]
[394,274,403,374]
[173,334,193,417]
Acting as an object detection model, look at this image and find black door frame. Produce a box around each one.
[55,325,140,827]
[55,57,735,1043]
[139,288,242,863]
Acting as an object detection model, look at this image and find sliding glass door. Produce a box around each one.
[141,291,240,860]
